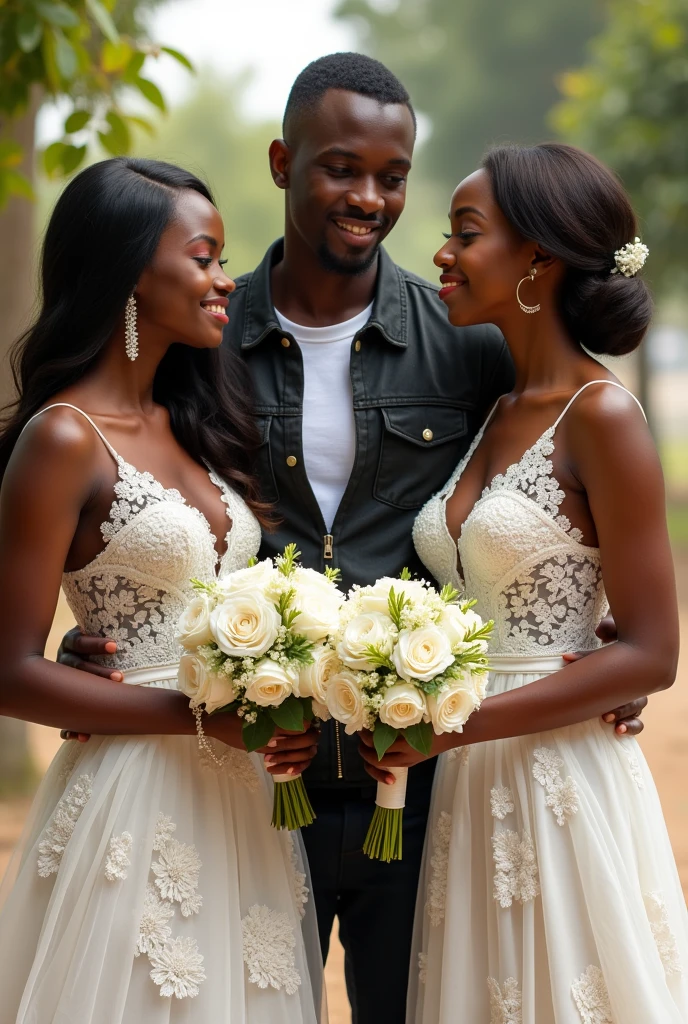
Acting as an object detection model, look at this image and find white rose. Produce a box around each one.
[358,577,427,616]
[176,593,214,650]
[427,681,478,735]
[218,559,275,596]
[337,612,395,670]
[244,659,296,708]
[326,669,366,735]
[392,626,454,683]
[311,699,331,721]
[178,653,236,714]
[439,604,472,647]
[296,644,342,703]
[290,568,345,642]
[379,682,427,730]
[210,593,280,658]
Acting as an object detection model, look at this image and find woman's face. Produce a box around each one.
[135,190,234,350]
[433,168,534,328]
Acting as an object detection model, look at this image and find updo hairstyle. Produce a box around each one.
[483,143,652,356]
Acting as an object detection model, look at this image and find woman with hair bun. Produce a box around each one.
[0,157,323,1022]
[361,143,688,1021]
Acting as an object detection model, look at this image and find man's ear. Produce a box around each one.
[269,138,290,190]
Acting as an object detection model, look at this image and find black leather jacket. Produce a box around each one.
[223,239,514,787]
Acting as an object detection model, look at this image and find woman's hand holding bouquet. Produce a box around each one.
[177,544,343,830]
[326,571,493,861]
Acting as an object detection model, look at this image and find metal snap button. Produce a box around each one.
[281,337,291,348]
[423,428,434,442]
[286,455,298,467]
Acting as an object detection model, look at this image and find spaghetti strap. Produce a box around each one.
[21,403,120,462]
[553,379,647,429]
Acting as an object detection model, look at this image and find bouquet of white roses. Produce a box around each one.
[176,545,343,830]
[326,571,493,861]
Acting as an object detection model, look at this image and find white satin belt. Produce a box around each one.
[488,653,567,675]
[120,663,180,687]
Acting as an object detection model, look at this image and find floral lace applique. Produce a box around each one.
[488,976,523,1023]
[418,952,428,985]
[153,813,177,851]
[241,904,302,995]
[37,773,94,877]
[571,965,612,1023]
[148,935,206,999]
[105,831,133,881]
[426,811,452,926]
[284,832,309,919]
[446,747,469,766]
[623,747,645,790]
[136,884,175,957]
[152,838,203,916]
[56,741,83,783]
[532,747,580,826]
[491,786,515,820]
[644,892,683,976]
[492,828,540,908]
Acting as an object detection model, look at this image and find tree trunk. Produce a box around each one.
[0,92,41,796]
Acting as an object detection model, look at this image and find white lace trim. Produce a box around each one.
[56,742,82,783]
[532,747,580,826]
[645,892,683,976]
[488,976,523,1023]
[148,935,206,999]
[492,828,540,908]
[418,952,428,985]
[446,746,469,766]
[426,811,452,926]
[624,748,645,790]
[284,832,309,919]
[491,786,515,820]
[571,965,612,1023]
[241,904,302,994]
[37,773,94,877]
[105,831,133,881]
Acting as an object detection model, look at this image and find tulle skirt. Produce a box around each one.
[409,655,688,1023]
[0,718,324,1023]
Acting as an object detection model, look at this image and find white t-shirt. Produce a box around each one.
[274,303,373,532]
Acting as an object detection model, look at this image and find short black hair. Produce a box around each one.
[282,52,416,140]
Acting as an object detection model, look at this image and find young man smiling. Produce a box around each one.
[60,52,646,1023]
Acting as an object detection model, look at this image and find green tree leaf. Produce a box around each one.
[43,140,67,175]
[98,108,130,153]
[34,2,81,29]
[65,109,90,133]
[16,12,43,53]
[404,720,434,757]
[85,0,119,44]
[373,721,399,760]
[53,30,78,80]
[101,38,132,73]
[122,50,146,82]
[3,169,34,200]
[135,76,166,111]
[269,695,307,732]
[242,714,276,752]
[161,45,194,72]
[0,140,24,170]
[125,114,155,136]
[60,143,87,174]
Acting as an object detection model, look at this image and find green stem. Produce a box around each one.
[272,777,316,830]
[363,806,404,862]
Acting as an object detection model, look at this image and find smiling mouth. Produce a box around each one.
[333,219,379,237]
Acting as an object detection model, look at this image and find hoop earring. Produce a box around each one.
[124,294,139,361]
[516,268,540,314]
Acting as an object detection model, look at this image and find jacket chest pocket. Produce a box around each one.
[254,415,280,504]
[374,405,468,510]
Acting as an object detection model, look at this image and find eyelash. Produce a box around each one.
[442,231,479,242]
[194,257,228,268]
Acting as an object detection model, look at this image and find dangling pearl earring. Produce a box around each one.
[124,294,139,361]
[516,267,540,314]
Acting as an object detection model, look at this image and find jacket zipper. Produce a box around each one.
[323,533,333,560]
[334,721,343,779]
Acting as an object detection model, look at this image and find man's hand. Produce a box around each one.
[563,613,647,735]
[58,629,123,742]
[358,728,449,786]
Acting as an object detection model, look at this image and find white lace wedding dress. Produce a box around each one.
[0,404,323,1024]
[410,381,688,1023]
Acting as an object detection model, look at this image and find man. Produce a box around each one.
[61,52,645,1023]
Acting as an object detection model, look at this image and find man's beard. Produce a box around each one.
[316,237,382,276]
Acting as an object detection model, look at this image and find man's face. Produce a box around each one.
[276,89,415,275]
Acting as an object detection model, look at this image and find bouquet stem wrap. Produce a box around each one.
[271,773,316,830]
[363,767,408,862]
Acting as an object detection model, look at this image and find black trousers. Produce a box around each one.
[302,764,435,1024]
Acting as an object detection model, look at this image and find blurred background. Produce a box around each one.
[0,1,687,1020]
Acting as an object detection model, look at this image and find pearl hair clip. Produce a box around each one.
[610,237,649,278]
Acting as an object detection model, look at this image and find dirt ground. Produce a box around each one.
[3,559,688,1023]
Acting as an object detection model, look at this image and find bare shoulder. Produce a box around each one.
[6,404,102,488]
[566,377,659,477]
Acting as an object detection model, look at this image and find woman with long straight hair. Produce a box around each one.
[361,143,688,1022]
[0,157,323,1022]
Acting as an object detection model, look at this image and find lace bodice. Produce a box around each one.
[31,404,262,673]
[414,381,644,657]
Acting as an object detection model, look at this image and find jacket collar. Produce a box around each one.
[240,238,407,350]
